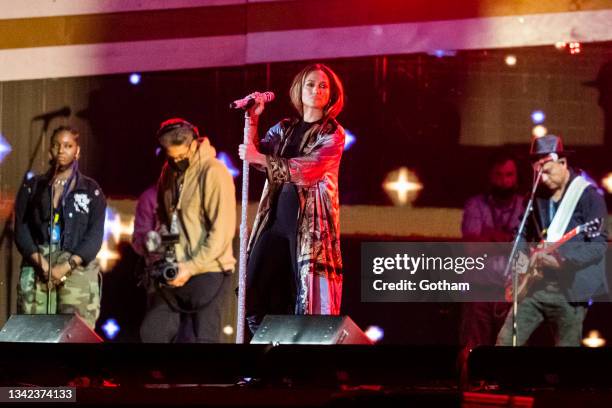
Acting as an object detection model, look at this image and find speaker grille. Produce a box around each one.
[251,315,372,345]
[0,315,102,343]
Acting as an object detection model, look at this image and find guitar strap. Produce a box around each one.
[545,175,590,242]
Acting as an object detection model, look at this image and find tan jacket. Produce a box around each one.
[173,138,236,274]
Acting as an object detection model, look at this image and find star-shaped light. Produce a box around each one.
[102,318,120,340]
[383,167,423,205]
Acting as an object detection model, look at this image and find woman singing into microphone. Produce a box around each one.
[14,126,106,329]
[239,63,345,334]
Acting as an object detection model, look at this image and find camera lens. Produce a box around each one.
[163,265,178,281]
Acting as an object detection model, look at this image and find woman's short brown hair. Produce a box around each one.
[289,63,344,119]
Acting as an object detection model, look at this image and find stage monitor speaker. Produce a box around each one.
[251,315,372,345]
[0,314,102,343]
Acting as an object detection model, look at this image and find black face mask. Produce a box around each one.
[491,185,516,200]
[169,158,189,173]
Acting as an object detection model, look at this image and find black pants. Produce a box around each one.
[246,185,299,335]
[140,271,231,343]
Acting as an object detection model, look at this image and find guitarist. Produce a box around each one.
[496,135,608,346]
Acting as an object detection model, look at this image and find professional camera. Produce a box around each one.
[145,226,179,285]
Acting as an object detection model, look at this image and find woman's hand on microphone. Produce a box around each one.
[239,143,266,166]
[246,92,266,117]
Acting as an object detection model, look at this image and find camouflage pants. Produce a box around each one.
[17,245,101,329]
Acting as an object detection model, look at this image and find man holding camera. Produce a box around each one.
[139,118,236,343]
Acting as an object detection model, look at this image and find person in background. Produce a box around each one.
[14,126,106,329]
[458,151,524,385]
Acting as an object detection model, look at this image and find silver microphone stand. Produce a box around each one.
[503,164,545,346]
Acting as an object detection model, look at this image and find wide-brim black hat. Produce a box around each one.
[529,134,573,159]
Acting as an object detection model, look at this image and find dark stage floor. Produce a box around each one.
[1,343,612,407]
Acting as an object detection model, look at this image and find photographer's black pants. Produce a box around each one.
[140,271,231,343]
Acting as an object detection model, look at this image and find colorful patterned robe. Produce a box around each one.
[248,117,345,315]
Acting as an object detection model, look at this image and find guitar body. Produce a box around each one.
[506,263,543,303]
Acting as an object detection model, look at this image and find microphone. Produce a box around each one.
[229,92,275,110]
[33,106,71,121]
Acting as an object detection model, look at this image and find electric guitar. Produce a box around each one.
[506,218,603,303]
